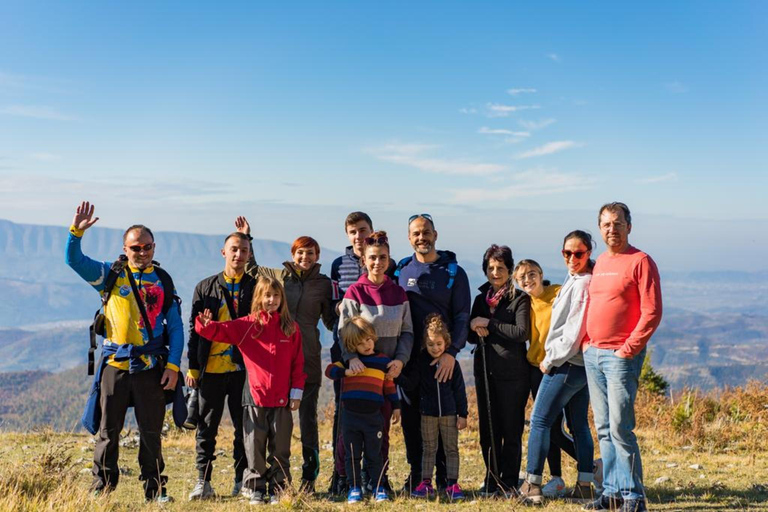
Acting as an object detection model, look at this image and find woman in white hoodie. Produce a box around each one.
[519,230,596,505]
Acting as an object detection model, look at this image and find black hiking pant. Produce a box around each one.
[299,381,321,482]
[195,370,247,482]
[92,364,166,498]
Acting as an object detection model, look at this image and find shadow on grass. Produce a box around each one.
[648,483,768,510]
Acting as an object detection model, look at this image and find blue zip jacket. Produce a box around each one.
[418,351,468,418]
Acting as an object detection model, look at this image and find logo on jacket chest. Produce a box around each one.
[407,278,417,287]
[119,285,131,297]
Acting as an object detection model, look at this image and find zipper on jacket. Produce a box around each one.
[436,363,442,417]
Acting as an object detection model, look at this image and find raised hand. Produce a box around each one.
[197,308,214,327]
[234,216,251,236]
[72,201,99,231]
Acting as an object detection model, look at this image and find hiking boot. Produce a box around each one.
[188,479,214,501]
[583,494,623,510]
[299,479,315,494]
[374,487,390,502]
[519,480,544,505]
[542,476,567,498]
[445,483,465,501]
[619,498,648,512]
[477,480,499,498]
[331,475,348,498]
[232,479,243,497]
[183,389,199,430]
[347,487,363,504]
[566,483,595,503]
[249,489,267,506]
[411,479,435,498]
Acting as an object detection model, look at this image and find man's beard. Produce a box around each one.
[413,243,433,254]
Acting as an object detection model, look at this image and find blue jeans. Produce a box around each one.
[584,347,646,500]
[526,362,593,484]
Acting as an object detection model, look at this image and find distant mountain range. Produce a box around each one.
[0,218,767,429]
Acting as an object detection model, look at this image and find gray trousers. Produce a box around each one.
[243,405,293,492]
[421,415,460,481]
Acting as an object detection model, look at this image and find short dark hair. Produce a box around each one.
[224,232,250,245]
[123,224,154,243]
[345,211,373,231]
[482,244,514,274]
[598,202,631,226]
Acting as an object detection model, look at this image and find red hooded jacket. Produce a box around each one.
[195,311,305,407]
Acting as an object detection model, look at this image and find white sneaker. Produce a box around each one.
[188,479,214,501]
[542,476,567,498]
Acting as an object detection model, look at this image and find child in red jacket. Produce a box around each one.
[195,276,305,505]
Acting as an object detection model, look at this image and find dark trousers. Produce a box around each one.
[476,370,528,490]
[195,370,246,482]
[530,366,577,476]
[243,405,293,492]
[341,409,384,490]
[335,400,392,480]
[401,389,447,486]
[299,381,320,482]
[92,364,166,497]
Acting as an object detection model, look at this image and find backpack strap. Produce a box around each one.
[393,256,413,281]
[151,262,180,315]
[218,283,238,320]
[126,269,154,338]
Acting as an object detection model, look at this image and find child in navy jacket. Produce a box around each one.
[413,314,468,500]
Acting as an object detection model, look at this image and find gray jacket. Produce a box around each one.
[540,272,591,370]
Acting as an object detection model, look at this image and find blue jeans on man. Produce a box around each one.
[526,362,593,483]
[584,347,646,500]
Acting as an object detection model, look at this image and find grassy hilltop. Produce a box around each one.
[1,383,768,511]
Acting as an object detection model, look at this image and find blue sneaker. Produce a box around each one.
[347,487,363,504]
[374,487,390,502]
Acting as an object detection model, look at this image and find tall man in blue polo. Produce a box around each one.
[66,201,183,503]
[394,214,471,491]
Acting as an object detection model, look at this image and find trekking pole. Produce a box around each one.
[479,336,499,481]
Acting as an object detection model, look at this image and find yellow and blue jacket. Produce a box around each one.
[65,226,183,373]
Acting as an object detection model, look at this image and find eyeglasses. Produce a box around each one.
[562,250,587,260]
[364,236,388,246]
[408,213,433,225]
[128,243,155,253]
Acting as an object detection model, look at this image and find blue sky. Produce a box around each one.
[1,1,766,271]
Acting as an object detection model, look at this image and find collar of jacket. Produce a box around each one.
[283,261,322,281]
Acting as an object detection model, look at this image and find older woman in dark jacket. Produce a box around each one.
[468,245,530,497]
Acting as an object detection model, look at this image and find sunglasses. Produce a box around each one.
[562,250,588,259]
[128,243,155,253]
[408,213,433,225]
[364,236,389,246]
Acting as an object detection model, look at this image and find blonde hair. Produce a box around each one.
[250,277,296,336]
[340,316,377,354]
[423,313,451,348]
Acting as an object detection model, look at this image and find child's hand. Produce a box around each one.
[289,399,300,411]
[457,416,467,430]
[344,369,357,376]
[391,409,401,424]
[197,309,213,327]
[348,357,366,374]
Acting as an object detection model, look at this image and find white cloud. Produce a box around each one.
[486,103,541,118]
[477,127,530,137]
[507,88,537,95]
[450,168,595,202]
[518,118,556,131]
[459,107,478,114]
[665,81,688,94]
[635,172,678,184]
[30,152,61,162]
[515,141,582,159]
[367,143,506,176]
[547,53,561,62]
[0,105,78,121]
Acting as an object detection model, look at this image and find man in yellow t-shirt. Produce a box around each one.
[186,232,258,500]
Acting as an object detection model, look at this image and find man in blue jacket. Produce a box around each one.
[66,201,183,503]
[394,214,471,492]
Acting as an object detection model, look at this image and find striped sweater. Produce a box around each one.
[325,353,400,413]
[338,274,414,365]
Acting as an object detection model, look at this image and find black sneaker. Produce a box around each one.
[583,494,624,511]
[618,498,647,512]
[331,475,348,498]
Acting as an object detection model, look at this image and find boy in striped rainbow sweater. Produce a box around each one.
[325,316,401,503]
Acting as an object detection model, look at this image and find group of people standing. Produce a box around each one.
[66,200,662,512]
